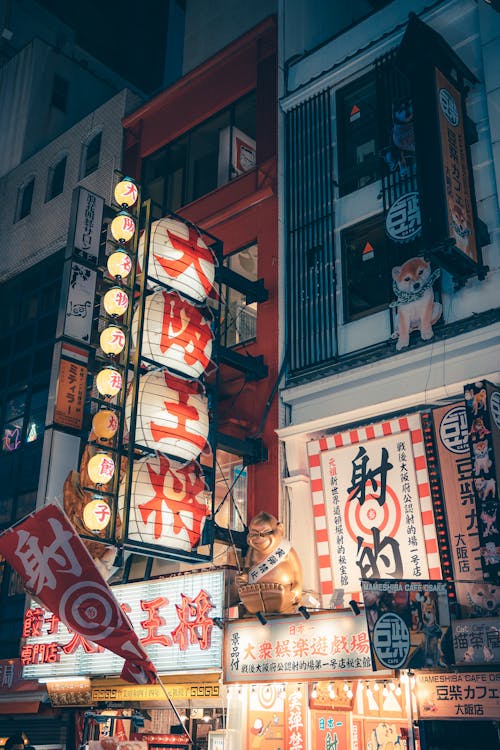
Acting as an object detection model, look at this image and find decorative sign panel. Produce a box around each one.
[307,414,440,601]
[73,188,104,264]
[415,671,500,719]
[64,261,97,344]
[452,616,500,666]
[224,612,379,684]
[22,571,223,679]
[54,358,87,430]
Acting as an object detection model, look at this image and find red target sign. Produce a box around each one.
[344,485,402,549]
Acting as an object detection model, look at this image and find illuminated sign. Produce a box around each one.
[415,671,500,719]
[91,681,220,703]
[224,612,382,684]
[22,571,223,679]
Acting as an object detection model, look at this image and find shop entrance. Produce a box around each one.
[419,720,500,750]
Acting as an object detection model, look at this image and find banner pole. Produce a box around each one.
[155,675,195,745]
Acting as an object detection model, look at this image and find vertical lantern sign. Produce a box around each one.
[124,216,218,559]
[62,176,141,581]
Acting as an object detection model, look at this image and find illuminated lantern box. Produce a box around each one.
[126,370,209,463]
[132,290,214,379]
[138,217,216,303]
[120,454,210,551]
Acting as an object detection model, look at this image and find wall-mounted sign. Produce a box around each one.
[361,579,450,671]
[224,611,380,684]
[432,402,482,578]
[385,192,421,242]
[415,671,500,719]
[307,414,441,601]
[452,616,500,666]
[46,677,92,706]
[22,571,224,680]
[54,358,87,430]
[73,188,105,264]
[91,680,221,704]
[64,262,97,344]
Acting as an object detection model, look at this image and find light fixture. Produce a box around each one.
[328,683,335,699]
[87,452,115,485]
[83,498,111,532]
[92,409,119,440]
[390,682,396,691]
[366,683,373,697]
[343,681,349,693]
[395,685,402,696]
[114,177,138,208]
[111,211,136,243]
[212,617,224,630]
[382,682,389,698]
[179,714,188,723]
[349,599,361,615]
[202,714,211,723]
[107,250,132,280]
[298,605,310,619]
[347,687,353,699]
[103,287,129,317]
[95,367,123,398]
[100,325,126,356]
[373,681,380,691]
[311,683,318,699]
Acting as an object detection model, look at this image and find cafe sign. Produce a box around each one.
[415,672,500,719]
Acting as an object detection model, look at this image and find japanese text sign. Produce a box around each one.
[416,671,500,719]
[54,359,87,430]
[308,414,440,601]
[0,503,157,684]
[224,611,378,684]
[63,262,97,344]
[452,617,500,666]
[21,561,223,680]
[73,188,104,264]
[361,579,450,671]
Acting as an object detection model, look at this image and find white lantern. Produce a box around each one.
[111,211,136,243]
[87,452,115,485]
[114,177,138,208]
[95,367,123,398]
[107,250,132,280]
[100,325,126,355]
[138,217,216,302]
[126,370,209,463]
[132,290,213,379]
[120,454,210,551]
[83,498,112,532]
[103,287,129,317]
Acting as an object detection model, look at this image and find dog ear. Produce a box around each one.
[392,266,401,280]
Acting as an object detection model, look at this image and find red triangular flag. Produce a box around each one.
[0,503,157,685]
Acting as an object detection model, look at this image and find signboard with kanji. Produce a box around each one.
[54,358,87,429]
[22,571,223,679]
[73,188,104,264]
[307,414,441,601]
[452,616,500,666]
[224,611,379,684]
[415,671,500,719]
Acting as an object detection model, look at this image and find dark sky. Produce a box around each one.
[37,0,169,93]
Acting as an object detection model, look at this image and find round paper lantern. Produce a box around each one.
[114,177,138,208]
[92,409,119,440]
[96,367,123,398]
[138,217,216,302]
[120,454,210,551]
[111,211,136,243]
[103,287,129,317]
[132,290,213,379]
[100,325,126,356]
[83,498,112,532]
[107,250,132,280]
[87,452,115,485]
[126,370,209,463]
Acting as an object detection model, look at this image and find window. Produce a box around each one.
[82,132,102,178]
[51,74,69,112]
[214,450,247,532]
[142,91,256,212]
[15,178,34,221]
[341,214,394,321]
[222,244,258,347]
[46,156,67,201]
[337,72,379,195]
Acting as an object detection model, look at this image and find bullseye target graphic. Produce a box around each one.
[257,684,279,709]
[344,485,401,548]
[59,581,123,641]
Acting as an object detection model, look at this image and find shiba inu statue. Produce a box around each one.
[391,257,442,350]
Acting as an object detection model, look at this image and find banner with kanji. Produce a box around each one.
[0,503,157,684]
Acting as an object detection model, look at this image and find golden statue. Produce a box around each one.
[236,512,302,616]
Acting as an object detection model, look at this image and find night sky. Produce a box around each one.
[37,0,169,93]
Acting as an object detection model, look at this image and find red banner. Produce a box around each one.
[0,503,157,684]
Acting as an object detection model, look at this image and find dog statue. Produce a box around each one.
[391,257,442,350]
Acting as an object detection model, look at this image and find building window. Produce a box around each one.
[1,393,26,453]
[51,74,69,112]
[341,214,395,322]
[214,451,247,533]
[142,91,256,212]
[337,71,379,195]
[15,178,35,221]
[81,132,102,178]
[46,156,67,201]
[221,244,258,347]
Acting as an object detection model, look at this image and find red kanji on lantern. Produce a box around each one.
[160,293,213,373]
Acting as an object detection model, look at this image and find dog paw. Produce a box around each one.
[421,328,434,341]
[396,339,409,350]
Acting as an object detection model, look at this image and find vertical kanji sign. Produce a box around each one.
[0,503,158,684]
